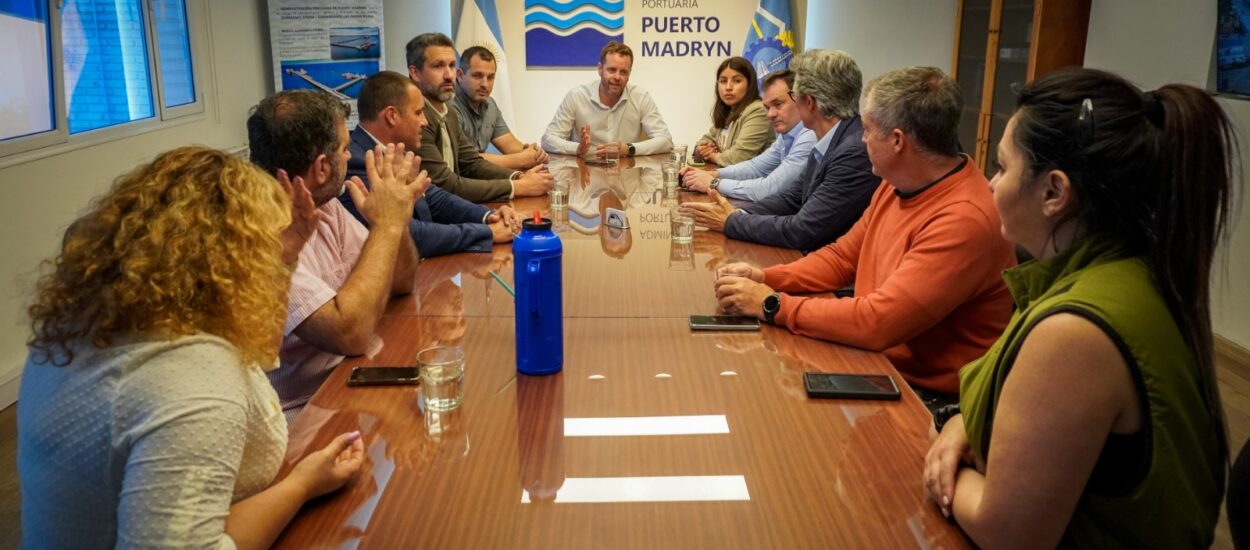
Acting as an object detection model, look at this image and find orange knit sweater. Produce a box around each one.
[762,159,1015,393]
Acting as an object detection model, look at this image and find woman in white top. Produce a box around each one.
[694,56,775,166]
[19,146,364,549]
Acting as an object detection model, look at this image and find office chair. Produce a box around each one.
[1231,436,1250,549]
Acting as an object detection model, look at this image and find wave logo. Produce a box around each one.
[525,0,624,67]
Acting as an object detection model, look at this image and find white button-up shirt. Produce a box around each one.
[542,80,673,156]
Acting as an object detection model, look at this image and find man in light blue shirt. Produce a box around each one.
[680,70,815,201]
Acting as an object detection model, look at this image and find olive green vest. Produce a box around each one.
[959,237,1224,548]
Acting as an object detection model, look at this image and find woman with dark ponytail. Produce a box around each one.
[922,68,1234,547]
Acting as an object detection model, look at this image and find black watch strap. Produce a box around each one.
[627,143,636,157]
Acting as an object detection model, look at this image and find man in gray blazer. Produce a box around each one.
[406,33,553,203]
[680,50,879,253]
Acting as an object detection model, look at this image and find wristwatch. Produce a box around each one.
[762,293,781,324]
[710,177,721,190]
[627,143,636,157]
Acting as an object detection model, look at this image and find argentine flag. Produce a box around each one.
[456,0,514,123]
[742,0,796,82]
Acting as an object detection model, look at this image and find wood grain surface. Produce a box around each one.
[274,155,972,549]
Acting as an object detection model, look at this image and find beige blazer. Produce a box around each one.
[697,100,774,166]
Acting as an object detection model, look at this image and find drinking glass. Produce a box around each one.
[419,346,465,412]
[670,209,694,243]
[663,162,679,189]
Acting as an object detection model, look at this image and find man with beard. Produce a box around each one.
[450,46,548,170]
[246,89,425,420]
[407,33,553,203]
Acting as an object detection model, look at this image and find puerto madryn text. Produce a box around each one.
[639,2,732,58]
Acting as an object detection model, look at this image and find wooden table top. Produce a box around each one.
[274,155,970,549]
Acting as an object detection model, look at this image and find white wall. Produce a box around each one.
[1083,0,1250,350]
[383,0,451,74]
[805,0,958,82]
[495,0,765,146]
[0,0,450,409]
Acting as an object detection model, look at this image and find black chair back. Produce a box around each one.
[1231,437,1250,549]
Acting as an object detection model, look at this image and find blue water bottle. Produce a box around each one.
[513,214,563,375]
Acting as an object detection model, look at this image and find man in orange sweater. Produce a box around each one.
[714,67,1015,404]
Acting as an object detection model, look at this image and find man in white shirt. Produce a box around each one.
[680,70,816,201]
[541,41,673,159]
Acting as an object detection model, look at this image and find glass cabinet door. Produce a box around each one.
[985,0,1035,176]
[955,0,992,158]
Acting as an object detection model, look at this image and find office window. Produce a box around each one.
[0,0,55,141]
[153,0,195,108]
[2,0,201,158]
[62,0,155,134]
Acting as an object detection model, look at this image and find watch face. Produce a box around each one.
[763,293,780,312]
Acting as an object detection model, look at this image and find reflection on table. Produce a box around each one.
[274,155,970,549]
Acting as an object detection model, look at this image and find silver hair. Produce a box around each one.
[790,50,862,120]
[860,66,962,157]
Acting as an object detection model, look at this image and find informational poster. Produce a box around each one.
[267,0,384,123]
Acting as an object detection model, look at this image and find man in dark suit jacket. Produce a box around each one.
[339,71,520,257]
[406,32,553,203]
[680,50,879,253]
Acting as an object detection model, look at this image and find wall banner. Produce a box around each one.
[267,0,385,122]
[525,0,625,67]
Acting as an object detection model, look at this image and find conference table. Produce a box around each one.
[274,155,972,549]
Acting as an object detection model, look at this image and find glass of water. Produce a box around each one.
[663,161,679,189]
[603,143,621,164]
[419,346,465,412]
[670,209,694,243]
[671,145,688,169]
[549,186,568,210]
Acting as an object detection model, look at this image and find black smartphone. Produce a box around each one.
[689,315,761,331]
[347,366,421,387]
[803,372,901,400]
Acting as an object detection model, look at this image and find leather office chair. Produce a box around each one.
[1231,437,1250,549]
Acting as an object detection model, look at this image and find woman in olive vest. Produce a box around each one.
[922,68,1232,547]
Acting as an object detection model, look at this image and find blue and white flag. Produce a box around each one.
[742,0,795,83]
[455,0,514,122]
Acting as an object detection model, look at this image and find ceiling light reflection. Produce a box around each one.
[520,475,750,503]
[564,415,729,437]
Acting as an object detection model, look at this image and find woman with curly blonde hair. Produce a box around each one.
[19,146,364,549]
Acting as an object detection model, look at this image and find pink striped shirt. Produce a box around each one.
[269,198,368,420]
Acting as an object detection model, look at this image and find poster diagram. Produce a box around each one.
[330,26,380,60]
[268,0,384,118]
[280,60,372,100]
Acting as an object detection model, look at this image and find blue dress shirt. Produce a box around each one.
[715,121,816,201]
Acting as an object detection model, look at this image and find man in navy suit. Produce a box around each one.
[340,71,520,257]
[679,50,879,254]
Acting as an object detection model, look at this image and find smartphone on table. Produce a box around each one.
[803,372,901,400]
[347,366,421,387]
[689,315,761,331]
